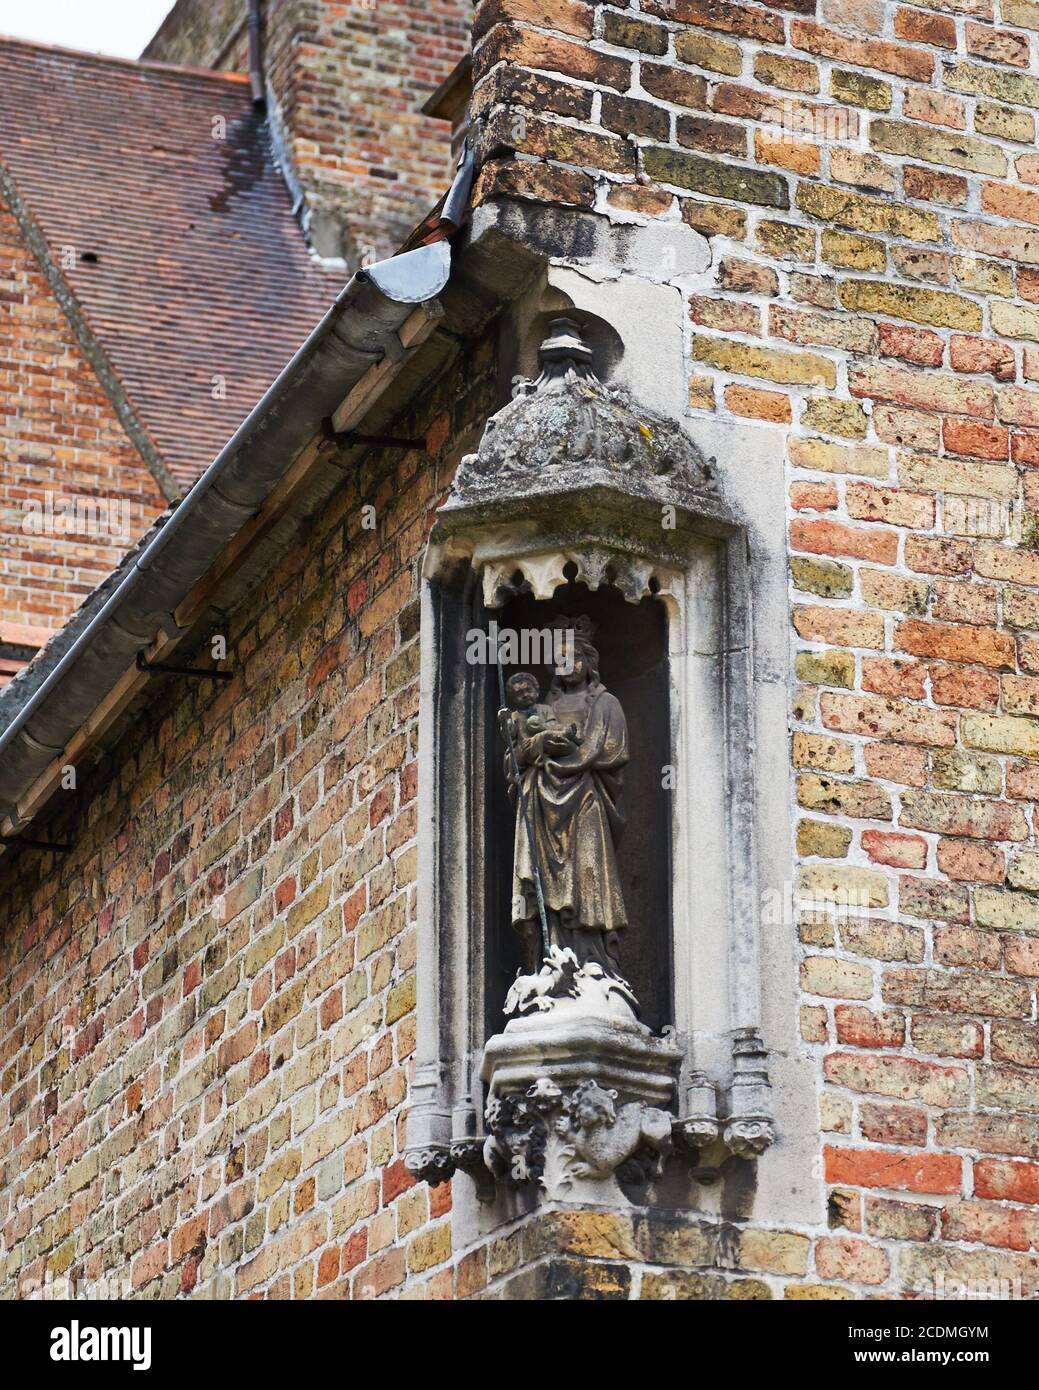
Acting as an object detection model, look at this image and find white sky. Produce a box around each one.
[0,0,177,58]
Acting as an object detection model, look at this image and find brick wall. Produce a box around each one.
[142,0,248,69]
[146,0,471,261]
[469,0,1039,1297]
[0,338,497,1300]
[0,199,167,635]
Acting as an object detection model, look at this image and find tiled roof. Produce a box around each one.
[0,622,55,689]
[0,37,344,489]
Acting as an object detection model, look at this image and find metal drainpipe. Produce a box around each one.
[247,0,266,112]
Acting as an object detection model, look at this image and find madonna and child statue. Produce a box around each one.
[497,615,640,1022]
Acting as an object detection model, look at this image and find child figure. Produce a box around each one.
[499,671,578,779]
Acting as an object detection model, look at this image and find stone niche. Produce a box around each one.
[405,317,777,1211]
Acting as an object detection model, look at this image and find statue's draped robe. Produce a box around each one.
[509,682,628,971]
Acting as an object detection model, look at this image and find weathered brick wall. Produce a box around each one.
[0,339,498,1300]
[146,0,471,261]
[142,0,248,69]
[468,0,1039,1297]
[0,199,166,636]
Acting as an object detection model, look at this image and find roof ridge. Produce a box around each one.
[0,32,251,84]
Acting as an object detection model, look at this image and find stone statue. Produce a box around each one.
[498,615,633,1009]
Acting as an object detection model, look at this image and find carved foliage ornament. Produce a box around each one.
[483,1079,672,1201]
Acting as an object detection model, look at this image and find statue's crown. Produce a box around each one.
[551,613,595,642]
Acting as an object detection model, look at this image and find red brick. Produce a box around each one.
[929,664,1000,711]
[823,1145,962,1194]
[942,1199,1039,1252]
[642,0,784,42]
[900,790,1028,841]
[974,1158,1039,1204]
[942,419,1010,460]
[824,1050,968,1105]
[724,384,792,422]
[894,6,955,48]
[936,838,1005,883]
[846,484,934,529]
[790,19,934,80]
[864,742,928,786]
[862,830,927,869]
[859,1102,928,1146]
[965,21,1030,67]
[905,536,974,576]
[895,619,1015,670]
[790,518,898,564]
[1005,936,1039,976]
[850,364,994,419]
[877,322,944,367]
[814,1235,890,1284]
[821,691,956,747]
[791,480,839,510]
[834,1006,906,1048]
[951,335,1016,382]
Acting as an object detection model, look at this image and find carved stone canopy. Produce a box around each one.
[447,318,717,512]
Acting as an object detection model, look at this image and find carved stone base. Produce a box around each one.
[479,1012,682,1203]
[407,1025,777,1193]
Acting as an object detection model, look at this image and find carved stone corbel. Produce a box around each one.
[722,1030,776,1158]
[403,1146,455,1187]
[483,1077,673,1203]
[672,1071,721,1155]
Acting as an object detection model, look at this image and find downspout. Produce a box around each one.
[247,0,266,112]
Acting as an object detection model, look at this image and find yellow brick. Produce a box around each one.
[954,255,1014,298]
[385,974,417,1024]
[963,713,1039,759]
[1008,851,1039,892]
[801,955,875,1000]
[789,437,889,477]
[802,396,869,438]
[821,230,886,272]
[1002,0,1039,29]
[693,336,836,387]
[797,819,852,857]
[795,649,856,687]
[408,1222,452,1273]
[820,1093,853,1132]
[898,451,1017,501]
[975,102,1035,144]
[674,30,743,75]
[870,119,1007,177]
[757,219,816,261]
[800,864,889,909]
[785,1283,855,1300]
[797,183,940,241]
[975,887,1039,934]
[739,1230,811,1276]
[991,301,1039,343]
[793,733,856,774]
[838,280,982,331]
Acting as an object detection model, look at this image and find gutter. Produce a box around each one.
[0,238,452,843]
[247,0,266,112]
